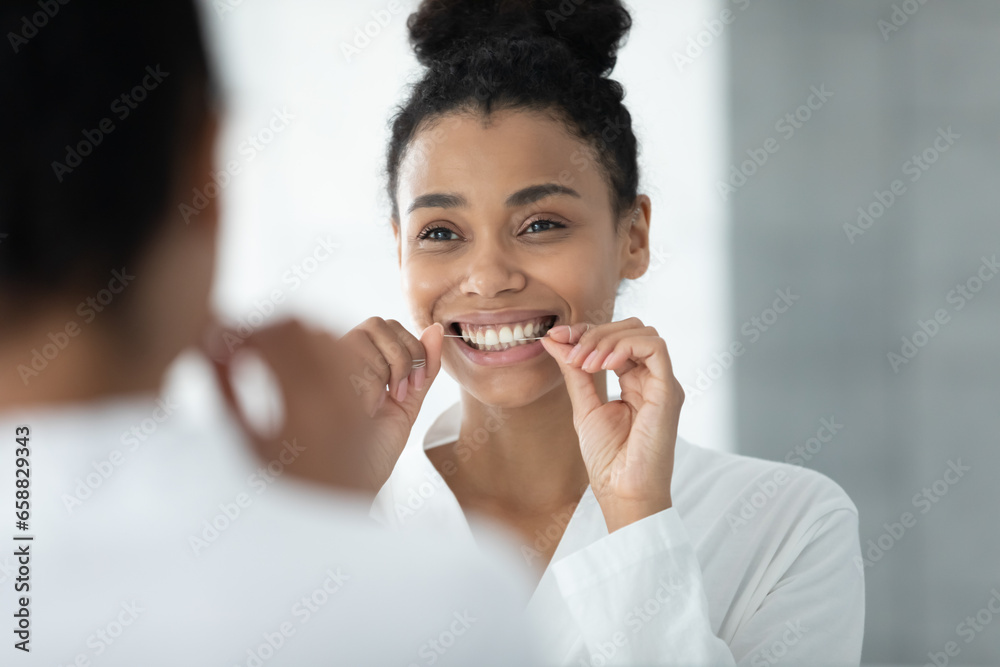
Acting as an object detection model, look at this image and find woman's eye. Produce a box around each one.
[524,219,565,234]
[417,226,459,241]
[416,219,564,241]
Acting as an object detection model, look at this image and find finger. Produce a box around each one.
[339,330,394,417]
[416,322,445,393]
[238,320,329,392]
[205,319,382,495]
[555,317,648,367]
[203,320,320,449]
[578,326,659,373]
[204,329,264,449]
[372,319,417,403]
[378,321,444,414]
[383,319,427,402]
[598,333,678,385]
[376,322,445,423]
[540,335,603,420]
[406,323,440,395]
[354,318,416,404]
[200,318,237,364]
[607,356,639,377]
[305,327,366,413]
[240,321,372,429]
[546,322,589,345]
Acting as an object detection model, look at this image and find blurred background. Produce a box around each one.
[173,0,999,664]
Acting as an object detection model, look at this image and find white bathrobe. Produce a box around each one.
[371,399,865,666]
[0,393,537,666]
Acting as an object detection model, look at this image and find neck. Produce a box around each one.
[450,371,609,514]
[0,305,164,410]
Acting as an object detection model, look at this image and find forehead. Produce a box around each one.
[397,109,611,211]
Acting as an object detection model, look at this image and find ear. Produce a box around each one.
[620,194,651,280]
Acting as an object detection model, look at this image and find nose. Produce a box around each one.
[459,239,526,298]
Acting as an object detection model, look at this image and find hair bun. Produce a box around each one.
[408,0,632,75]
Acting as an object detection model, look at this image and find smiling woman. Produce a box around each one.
[339,0,866,665]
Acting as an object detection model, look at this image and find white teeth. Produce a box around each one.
[456,316,555,351]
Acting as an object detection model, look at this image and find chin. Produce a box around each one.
[451,365,566,411]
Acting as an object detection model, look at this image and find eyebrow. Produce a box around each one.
[406,192,467,214]
[505,183,581,208]
[405,183,581,215]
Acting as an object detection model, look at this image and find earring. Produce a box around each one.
[629,208,639,226]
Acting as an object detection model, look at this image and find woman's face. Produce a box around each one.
[394,109,649,407]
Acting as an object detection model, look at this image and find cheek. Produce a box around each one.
[401,260,449,328]
[532,247,620,324]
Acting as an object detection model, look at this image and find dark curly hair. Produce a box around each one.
[385,0,638,224]
[0,0,213,308]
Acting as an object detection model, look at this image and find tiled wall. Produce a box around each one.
[727,1,1000,663]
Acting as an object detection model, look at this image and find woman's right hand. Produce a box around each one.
[338,318,445,491]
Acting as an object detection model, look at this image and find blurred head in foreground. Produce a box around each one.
[0,0,218,404]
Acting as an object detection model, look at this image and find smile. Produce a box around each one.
[451,315,557,352]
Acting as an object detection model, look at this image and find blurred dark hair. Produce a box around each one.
[0,0,215,310]
[385,0,637,222]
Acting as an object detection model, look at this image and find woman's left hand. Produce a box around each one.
[540,318,684,532]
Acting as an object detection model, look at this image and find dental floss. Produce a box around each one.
[441,334,548,340]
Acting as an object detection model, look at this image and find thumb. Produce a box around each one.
[418,322,445,386]
[395,322,444,418]
[540,334,603,421]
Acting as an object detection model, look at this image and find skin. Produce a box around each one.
[353,108,685,574]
